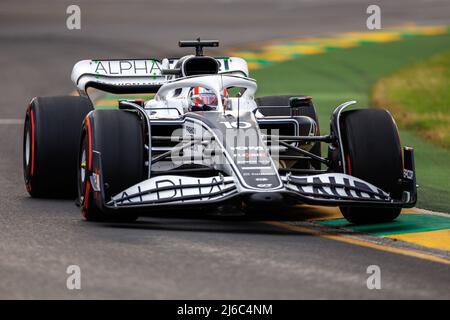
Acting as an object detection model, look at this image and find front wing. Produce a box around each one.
[102,172,416,211]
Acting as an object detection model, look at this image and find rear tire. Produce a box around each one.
[23,96,93,198]
[255,95,318,120]
[339,108,402,224]
[256,95,321,169]
[79,109,144,222]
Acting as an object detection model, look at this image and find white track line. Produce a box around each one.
[0,119,22,125]
[413,207,450,217]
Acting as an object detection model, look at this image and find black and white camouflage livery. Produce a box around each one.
[70,40,417,216]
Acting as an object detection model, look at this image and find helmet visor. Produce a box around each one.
[191,92,218,107]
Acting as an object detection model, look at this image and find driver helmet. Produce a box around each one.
[188,86,228,112]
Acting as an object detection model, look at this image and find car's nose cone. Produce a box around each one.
[244,192,284,206]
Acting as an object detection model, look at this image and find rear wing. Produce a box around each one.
[71,57,249,94]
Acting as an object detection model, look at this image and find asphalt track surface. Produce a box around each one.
[1,0,450,299]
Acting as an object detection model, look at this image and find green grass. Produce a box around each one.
[252,34,450,213]
[371,51,450,149]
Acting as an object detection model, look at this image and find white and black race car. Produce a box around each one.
[23,40,417,224]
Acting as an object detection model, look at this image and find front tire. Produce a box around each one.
[339,108,403,224]
[79,109,144,222]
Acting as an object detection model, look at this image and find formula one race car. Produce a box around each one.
[23,39,417,224]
